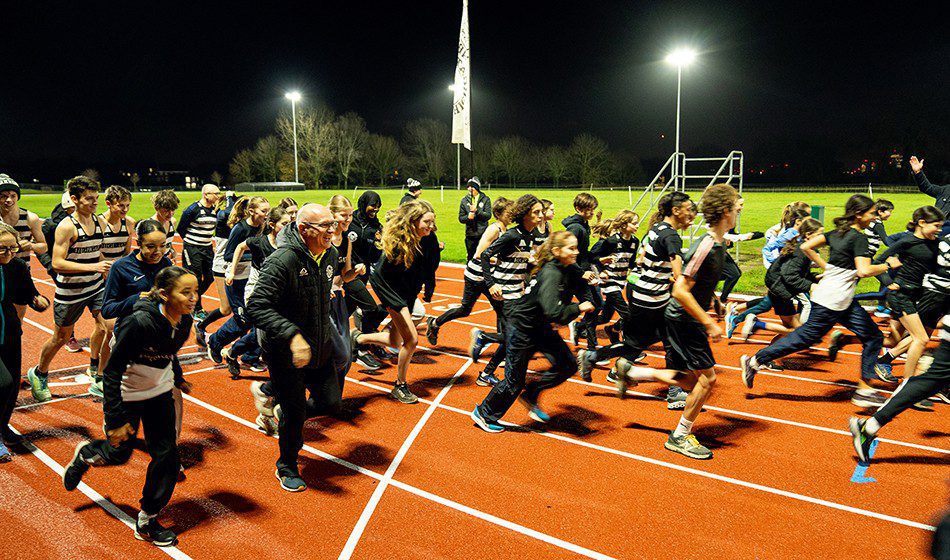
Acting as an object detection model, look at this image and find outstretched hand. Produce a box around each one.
[909,156,924,174]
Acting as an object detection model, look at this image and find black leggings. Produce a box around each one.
[873,343,950,428]
[719,253,741,303]
[345,277,386,334]
[599,290,628,329]
[435,277,505,333]
[182,244,214,311]
[0,340,22,433]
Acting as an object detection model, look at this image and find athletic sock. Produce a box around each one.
[35,367,48,377]
[672,416,694,439]
[198,308,224,329]
[137,510,156,526]
[864,417,881,436]
[878,350,895,365]
[754,320,767,330]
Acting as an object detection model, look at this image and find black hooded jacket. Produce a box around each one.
[247,225,338,370]
[348,191,383,269]
[562,214,593,270]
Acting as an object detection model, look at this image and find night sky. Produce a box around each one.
[3,1,949,180]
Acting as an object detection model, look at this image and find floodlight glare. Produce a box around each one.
[665,48,697,67]
[285,91,302,102]
[448,84,457,92]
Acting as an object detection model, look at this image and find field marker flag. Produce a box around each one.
[452,0,472,152]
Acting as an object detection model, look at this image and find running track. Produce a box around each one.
[2,255,948,559]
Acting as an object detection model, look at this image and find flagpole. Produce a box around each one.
[456,144,461,189]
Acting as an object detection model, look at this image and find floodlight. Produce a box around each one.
[665,48,697,67]
[285,91,302,102]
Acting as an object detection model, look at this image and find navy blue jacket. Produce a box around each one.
[102,251,173,319]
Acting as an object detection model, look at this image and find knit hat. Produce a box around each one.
[61,191,75,210]
[466,176,482,192]
[406,178,422,193]
[0,174,20,199]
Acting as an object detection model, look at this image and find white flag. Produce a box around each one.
[451,0,471,150]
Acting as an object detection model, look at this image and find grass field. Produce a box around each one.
[18,187,934,295]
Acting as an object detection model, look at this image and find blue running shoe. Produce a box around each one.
[0,441,11,462]
[468,329,488,362]
[471,406,504,433]
[725,302,737,338]
[873,362,898,383]
[476,371,500,387]
[519,397,550,423]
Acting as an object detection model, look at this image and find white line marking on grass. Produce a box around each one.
[338,358,472,560]
[179,383,613,559]
[8,426,193,560]
[343,377,938,533]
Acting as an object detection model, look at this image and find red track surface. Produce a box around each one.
[2,258,948,559]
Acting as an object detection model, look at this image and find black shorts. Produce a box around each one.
[886,288,922,319]
[917,290,948,329]
[621,304,666,351]
[768,290,799,317]
[663,315,715,371]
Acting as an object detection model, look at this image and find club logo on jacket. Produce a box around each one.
[299,267,309,277]
[326,264,334,280]
[348,231,358,243]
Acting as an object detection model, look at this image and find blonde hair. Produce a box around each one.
[531,231,576,276]
[227,196,268,228]
[328,195,352,214]
[592,209,639,237]
[382,200,432,268]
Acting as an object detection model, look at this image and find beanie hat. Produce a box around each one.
[0,174,20,199]
[406,178,422,193]
[467,176,482,192]
[61,191,76,210]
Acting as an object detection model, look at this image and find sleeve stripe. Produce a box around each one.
[684,236,714,278]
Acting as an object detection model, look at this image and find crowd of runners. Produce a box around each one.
[0,164,947,548]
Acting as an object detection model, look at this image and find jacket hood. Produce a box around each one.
[131,297,164,320]
[562,214,587,228]
[355,191,382,226]
[276,221,309,254]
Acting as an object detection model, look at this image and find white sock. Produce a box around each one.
[748,356,760,369]
[625,366,655,382]
[864,417,881,436]
[138,511,156,526]
[672,416,694,438]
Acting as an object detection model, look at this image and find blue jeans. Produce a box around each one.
[754,300,882,381]
[734,295,773,324]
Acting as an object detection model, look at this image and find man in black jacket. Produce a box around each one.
[246,203,339,493]
[562,193,600,350]
[458,177,492,261]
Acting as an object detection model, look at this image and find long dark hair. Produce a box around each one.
[906,205,945,231]
[147,266,193,302]
[648,191,691,228]
[833,194,875,234]
[780,218,822,258]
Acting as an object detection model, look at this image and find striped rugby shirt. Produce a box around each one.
[862,220,887,257]
[463,222,506,283]
[630,222,683,309]
[161,216,176,257]
[923,235,950,294]
[481,225,535,300]
[178,202,217,247]
[54,215,104,304]
[99,214,130,261]
[592,234,638,294]
[10,208,33,260]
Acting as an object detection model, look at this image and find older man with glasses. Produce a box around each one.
[246,204,340,493]
[176,184,222,317]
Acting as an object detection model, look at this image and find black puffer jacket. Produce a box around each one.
[562,214,593,270]
[247,225,339,370]
[348,191,383,269]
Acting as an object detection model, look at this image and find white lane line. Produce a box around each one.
[7,426,193,560]
[178,386,612,559]
[338,358,473,560]
[343,376,938,533]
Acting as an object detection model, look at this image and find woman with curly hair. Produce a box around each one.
[353,201,436,404]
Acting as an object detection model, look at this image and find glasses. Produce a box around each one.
[299,220,339,231]
[0,245,18,255]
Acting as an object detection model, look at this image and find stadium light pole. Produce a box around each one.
[285,91,302,183]
[665,48,696,191]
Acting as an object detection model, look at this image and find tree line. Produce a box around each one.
[228,106,648,188]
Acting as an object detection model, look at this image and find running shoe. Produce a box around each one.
[471,406,504,433]
[2,428,23,446]
[26,367,51,403]
[0,441,11,463]
[666,386,688,410]
[740,314,758,342]
[65,336,83,353]
[135,518,179,547]
[740,355,757,389]
[220,348,241,378]
[873,362,898,384]
[63,441,92,491]
[606,368,619,384]
[577,349,595,382]
[570,321,581,346]
[827,330,844,362]
[605,323,621,346]
[936,387,950,405]
[851,390,886,408]
[613,357,637,399]
[249,381,275,416]
[468,329,488,362]
[243,359,267,373]
[724,302,737,338]
[275,469,307,493]
[762,360,784,372]
[633,351,647,363]
[368,344,396,362]
[255,414,278,436]
[87,376,103,398]
[425,317,440,345]
[526,404,550,423]
[353,308,363,332]
[475,371,500,387]
[873,307,891,318]
[355,350,382,371]
[207,343,223,364]
[194,323,208,348]
[848,417,875,464]
[664,433,713,460]
[391,382,418,404]
[912,398,934,411]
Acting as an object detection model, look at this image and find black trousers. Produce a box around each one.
[598,289,628,328]
[81,391,179,515]
[754,300,882,381]
[719,253,741,303]
[465,236,480,262]
[344,277,386,334]
[478,324,577,422]
[270,359,341,476]
[435,277,505,336]
[575,284,603,347]
[0,339,22,433]
[182,244,214,311]
[873,343,950,427]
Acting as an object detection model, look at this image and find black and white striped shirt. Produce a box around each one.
[923,235,950,294]
[11,208,32,260]
[99,215,130,261]
[179,202,217,247]
[862,220,886,258]
[481,225,535,300]
[592,234,639,294]
[630,222,682,309]
[54,215,104,304]
[161,217,176,257]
